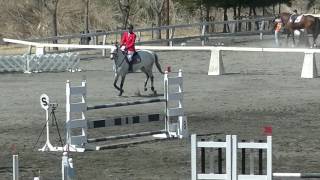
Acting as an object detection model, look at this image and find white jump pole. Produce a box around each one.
[13,155,19,180]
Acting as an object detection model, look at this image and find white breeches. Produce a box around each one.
[127,51,134,62]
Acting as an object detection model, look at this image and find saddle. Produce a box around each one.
[131,52,141,64]
[124,51,141,72]
[290,15,303,23]
[125,52,141,65]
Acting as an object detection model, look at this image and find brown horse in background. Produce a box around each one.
[276,12,320,47]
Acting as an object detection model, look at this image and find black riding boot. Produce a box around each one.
[128,62,133,72]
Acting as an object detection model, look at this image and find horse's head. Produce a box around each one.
[110,44,119,60]
[278,12,291,25]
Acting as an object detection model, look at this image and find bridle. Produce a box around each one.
[110,46,127,69]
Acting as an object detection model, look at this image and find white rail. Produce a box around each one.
[3,38,318,78]
[6,38,320,53]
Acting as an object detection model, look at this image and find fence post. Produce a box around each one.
[259,21,265,40]
[267,136,272,180]
[200,139,205,173]
[191,134,197,180]
[169,27,175,46]
[209,137,215,173]
[301,52,318,78]
[138,31,142,42]
[241,140,246,174]
[151,23,154,40]
[13,155,19,180]
[201,24,206,46]
[249,139,255,175]
[208,49,224,75]
[259,140,263,175]
[102,35,107,57]
[218,139,222,174]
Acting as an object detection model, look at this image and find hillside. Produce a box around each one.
[0,0,318,39]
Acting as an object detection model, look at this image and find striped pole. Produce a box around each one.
[87,98,165,110]
[88,130,166,143]
[273,173,320,178]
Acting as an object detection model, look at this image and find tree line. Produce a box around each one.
[0,0,318,39]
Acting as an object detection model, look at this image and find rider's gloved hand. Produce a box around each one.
[120,45,126,51]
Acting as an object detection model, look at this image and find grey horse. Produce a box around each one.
[110,45,164,96]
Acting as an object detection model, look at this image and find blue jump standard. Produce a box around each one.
[87,98,166,110]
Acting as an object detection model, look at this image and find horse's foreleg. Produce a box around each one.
[113,74,121,92]
[292,32,296,47]
[118,76,126,96]
[286,33,290,47]
[144,76,149,91]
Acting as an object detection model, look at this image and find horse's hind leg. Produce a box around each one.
[150,73,156,95]
[145,69,156,95]
[141,67,149,91]
[313,33,318,47]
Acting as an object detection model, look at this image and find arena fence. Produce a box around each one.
[3,38,318,78]
[0,52,80,73]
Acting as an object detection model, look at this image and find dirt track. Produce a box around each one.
[1,35,320,180]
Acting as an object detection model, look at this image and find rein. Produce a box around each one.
[112,49,127,69]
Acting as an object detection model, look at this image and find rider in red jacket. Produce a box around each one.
[120,24,136,71]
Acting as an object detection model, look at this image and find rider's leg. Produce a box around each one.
[127,51,134,71]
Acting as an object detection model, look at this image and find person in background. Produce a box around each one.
[290,9,299,22]
[120,24,136,72]
[274,19,283,47]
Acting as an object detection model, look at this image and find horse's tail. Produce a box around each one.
[154,53,164,74]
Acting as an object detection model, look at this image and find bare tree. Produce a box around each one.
[42,0,59,43]
[148,0,165,39]
[84,0,90,33]
[118,0,131,29]
[81,0,90,44]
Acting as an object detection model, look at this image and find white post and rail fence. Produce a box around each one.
[3,38,318,78]
[25,17,273,48]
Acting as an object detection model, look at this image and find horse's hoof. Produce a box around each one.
[144,88,147,91]
[153,91,157,96]
[118,90,124,96]
[151,87,155,91]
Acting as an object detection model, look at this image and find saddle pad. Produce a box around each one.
[294,15,303,23]
[131,53,141,64]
